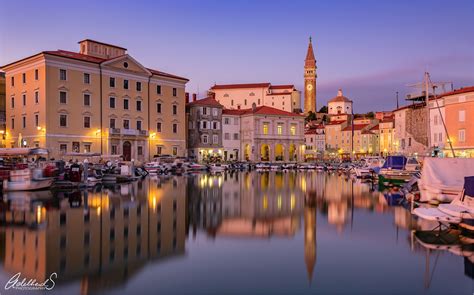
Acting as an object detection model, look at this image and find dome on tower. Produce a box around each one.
[328,89,352,103]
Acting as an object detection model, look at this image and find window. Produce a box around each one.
[22,94,26,106]
[234,117,238,125]
[290,125,296,136]
[224,118,230,124]
[172,147,178,156]
[202,107,207,115]
[84,116,91,128]
[156,85,162,94]
[59,69,67,81]
[109,97,116,108]
[408,137,412,147]
[231,100,234,106]
[11,76,14,87]
[136,120,142,131]
[138,146,143,156]
[244,99,247,105]
[123,119,130,129]
[83,73,90,84]
[109,77,115,88]
[22,73,26,83]
[213,135,218,144]
[202,121,208,129]
[459,110,465,122]
[172,123,177,134]
[123,98,129,110]
[109,118,116,129]
[111,145,118,155]
[11,97,14,108]
[136,100,142,111]
[263,123,269,135]
[172,88,177,96]
[434,115,438,125]
[277,124,283,135]
[224,133,230,140]
[213,122,218,129]
[459,129,466,142]
[60,144,67,153]
[60,91,67,104]
[60,114,67,127]
[157,122,162,132]
[202,135,208,144]
[84,144,91,153]
[123,79,129,89]
[233,133,239,140]
[22,116,26,128]
[439,132,443,142]
[35,91,39,104]
[136,82,142,91]
[213,108,218,116]
[11,118,14,129]
[35,69,39,80]
[35,114,39,127]
[157,103,162,113]
[156,146,162,155]
[258,99,261,105]
[173,105,177,115]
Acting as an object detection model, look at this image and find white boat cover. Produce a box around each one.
[438,203,474,219]
[413,207,462,224]
[418,158,474,202]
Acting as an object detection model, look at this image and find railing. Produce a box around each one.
[108,128,148,136]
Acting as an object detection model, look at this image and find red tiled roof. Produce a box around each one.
[326,120,346,125]
[370,125,380,131]
[269,84,294,89]
[305,129,318,135]
[266,92,292,96]
[393,102,425,112]
[329,95,352,103]
[78,39,127,50]
[437,86,474,98]
[230,106,303,117]
[210,83,271,90]
[362,130,375,135]
[2,50,188,81]
[222,109,247,115]
[342,124,369,131]
[188,96,223,107]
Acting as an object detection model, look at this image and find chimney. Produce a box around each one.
[252,102,257,112]
[192,93,197,102]
[208,91,216,99]
[185,92,190,103]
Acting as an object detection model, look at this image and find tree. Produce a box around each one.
[318,106,328,113]
[305,111,317,122]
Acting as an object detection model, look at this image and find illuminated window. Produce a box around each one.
[172,147,178,156]
[290,125,296,135]
[263,123,269,135]
[277,124,283,135]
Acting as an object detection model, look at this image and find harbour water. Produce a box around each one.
[0,171,472,294]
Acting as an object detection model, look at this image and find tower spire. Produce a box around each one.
[305,37,315,61]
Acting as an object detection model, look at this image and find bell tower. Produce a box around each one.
[304,37,317,114]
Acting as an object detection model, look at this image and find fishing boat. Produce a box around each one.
[354,156,384,178]
[378,155,419,187]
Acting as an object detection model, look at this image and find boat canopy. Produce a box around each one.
[0,148,49,157]
[381,156,407,170]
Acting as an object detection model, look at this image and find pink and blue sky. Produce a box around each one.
[1,0,473,112]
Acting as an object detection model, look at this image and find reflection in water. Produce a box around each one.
[0,171,471,294]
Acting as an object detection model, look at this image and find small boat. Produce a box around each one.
[187,162,207,171]
[3,169,54,191]
[378,156,419,187]
[144,161,165,174]
[354,157,384,178]
[209,163,225,172]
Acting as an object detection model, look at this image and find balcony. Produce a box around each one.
[108,128,148,137]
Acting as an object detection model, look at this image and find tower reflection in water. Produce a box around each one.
[0,171,431,294]
[1,176,186,294]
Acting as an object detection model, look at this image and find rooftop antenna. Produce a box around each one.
[396,91,399,109]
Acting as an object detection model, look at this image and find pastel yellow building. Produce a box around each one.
[1,39,188,161]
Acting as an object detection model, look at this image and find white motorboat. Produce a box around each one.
[187,162,207,171]
[354,157,384,178]
[144,161,165,174]
[3,169,54,191]
[209,163,225,172]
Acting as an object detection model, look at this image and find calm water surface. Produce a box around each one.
[0,171,472,295]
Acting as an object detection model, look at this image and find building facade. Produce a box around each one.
[328,89,353,118]
[222,109,242,161]
[304,124,325,160]
[304,37,317,114]
[0,72,5,147]
[240,105,305,162]
[393,103,428,156]
[186,96,224,162]
[210,83,301,113]
[1,39,188,161]
[378,116,395,155]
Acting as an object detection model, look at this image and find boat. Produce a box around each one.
[354,156,384,178]
[3,169,54,191]
[187,162,207,171]
[418,158,474,202]
[144,161,165,174]
[209,163,225,172]
[378,156,419,187]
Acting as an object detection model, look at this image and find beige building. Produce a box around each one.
[240,105,305,162]
[1,39,188,161]
[210,83,301,113]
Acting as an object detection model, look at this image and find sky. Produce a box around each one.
[1,0,473,112]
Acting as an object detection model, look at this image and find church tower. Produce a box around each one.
[304,37,317,114]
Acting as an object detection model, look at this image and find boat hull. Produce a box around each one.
[3,178,54,191]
